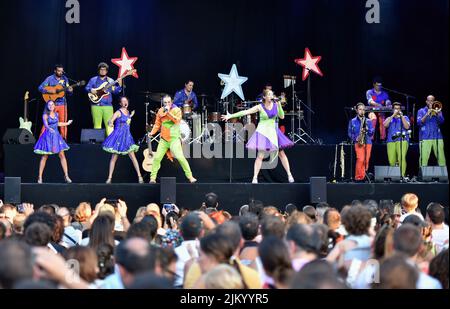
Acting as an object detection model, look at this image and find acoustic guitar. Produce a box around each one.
[19,91,33,133]
[88,69,136,104]
[42,80,86,102]
[142,133,154,172]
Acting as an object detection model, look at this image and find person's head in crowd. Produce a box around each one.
[314,224,331,258]
[89,213,115,251]
[286,224,320,267]
[0,218,13,238]
[285,211,312,230]
[198,233,235,273]
[165,211,179,230]
[401,193,420,214]
[290,259,346,289]
[215,221,243,255]
[302,205,317,222]
[402,215,432,244]
[222,211,232,221]
[374,254,418,289]
[391,203,403,226]
[23,211,56,239]
[39,204,58,215]
[315,202,330,224]
[393,224,423,258]
[373,224,395,260]
[127,271,173,289]
[115,237,152,287]
[285,203,298,217]
[239,213,259,241]
[180,213,204,241]
[262,206,282,218]
[0,204,17,223]
[140,214,159,238]
[57,207,72,227]
[248,200,264,219]
[341,205,372,236]
[258,235,293,288]
[75,202,92,223]
[63,246,98,283]
[239,205,249,217]
[0,240,34,289]
[53,215,65,244]
[426,203,446,227]
[126,220,157,243]
[133,206,148,223]
[379,199,394,214]
[363,199,379,217]
[204,192,219,209]
[96,243,115,280]
[429,248,449,289]
[260,215,285,239]
[25,222,53,247]
[351,200,363,207]
[323,208,341,231]
[146,203,162,228]
[204,264,244,289]
[149,246,178,282]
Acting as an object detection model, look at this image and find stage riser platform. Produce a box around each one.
[1,183,447,216]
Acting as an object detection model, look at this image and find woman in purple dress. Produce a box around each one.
[103,96,143,183]
[34,100,73,183]
[222,89,295,183]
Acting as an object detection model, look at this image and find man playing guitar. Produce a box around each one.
[38,64,73,139]
[85,62,123,136]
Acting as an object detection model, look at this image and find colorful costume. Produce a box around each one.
[38,74,73,139]
[348,116,375,181]
[417,107,446,166]
[173,89,199,110]
[386,116,410,176]
[366,88,391,140]
[85,76,122,136]
[229,102,294,151]
[102,110,139,155]
[34,113,70,155]
[149,106,193,181]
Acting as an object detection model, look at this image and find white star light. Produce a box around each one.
[218,64,248,101]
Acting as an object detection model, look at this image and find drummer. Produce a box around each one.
[174,80,199,112]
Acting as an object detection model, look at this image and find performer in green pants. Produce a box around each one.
[148,95,197,183]
[417,95,446,166]
[384,102,410,177]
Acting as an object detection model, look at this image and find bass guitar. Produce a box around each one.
[88,69,136,104]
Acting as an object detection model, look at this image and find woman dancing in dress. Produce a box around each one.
[34,100,73,183]
[222,89,295,183]
[102,96,143,183]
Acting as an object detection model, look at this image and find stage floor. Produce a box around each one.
[0,182,448,216]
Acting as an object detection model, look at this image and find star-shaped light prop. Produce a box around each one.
[295,48,323,81]
[111,47,139,79]
[218,64,248,101]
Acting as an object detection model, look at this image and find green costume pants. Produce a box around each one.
[150,138,193,180]
[91,105,114,136]
[387,141,409,176]
[420,139,446,166]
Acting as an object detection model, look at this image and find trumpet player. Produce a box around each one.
[417,95,446,166]
[348,102,375,181]
[383,102,410,177]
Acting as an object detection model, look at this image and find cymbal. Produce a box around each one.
[197,93,210,98]
[139,92,169,102]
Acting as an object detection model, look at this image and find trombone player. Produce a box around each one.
[348,102,375,182]
[384,102,410,177]
[417,95,446,167]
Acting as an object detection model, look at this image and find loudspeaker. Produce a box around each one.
[310,177,327,203]
[80,129,105,144]
[4,177,21,204]
[160,177,176,204]
[419,166,448,182]
[2,128,35,144]
[375,166,401,182]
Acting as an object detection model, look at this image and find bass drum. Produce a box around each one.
[179,120,191,143]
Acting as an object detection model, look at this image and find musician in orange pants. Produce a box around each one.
[38,64,73,139]
[348,103,375,181]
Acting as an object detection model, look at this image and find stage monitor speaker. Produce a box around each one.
[310,177,327,204]
[375,166,401,182]
[80,129,105,144]
[2,128,35,144]
[160,177,176,204]
[4,177,21,204]
[419,166,448,182]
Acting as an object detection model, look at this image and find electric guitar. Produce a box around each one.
[42,80,86,102]
[142,132,154,172]
[88,69,136,104]
[19,91,33,133]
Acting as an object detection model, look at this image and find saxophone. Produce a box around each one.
[356,116,367,146]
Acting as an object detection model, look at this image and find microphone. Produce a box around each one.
[392,130,412,140]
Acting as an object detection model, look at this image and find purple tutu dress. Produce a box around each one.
[102,110,139,155]
[34,112,70,155]
[246,103,294,151]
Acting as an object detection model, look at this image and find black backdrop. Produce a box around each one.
[0,0,448,172]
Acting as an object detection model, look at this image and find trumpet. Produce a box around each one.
[431,101,442,115]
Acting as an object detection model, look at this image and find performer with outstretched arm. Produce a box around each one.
[34,101,73,183]
[102,97,143,184]
[222,89,295,183]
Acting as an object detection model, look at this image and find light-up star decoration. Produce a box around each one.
[111,47,139,79]
[218,64,248,101]
[294,48,323,81]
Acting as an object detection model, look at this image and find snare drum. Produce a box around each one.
[183,103,192,118]
[208,112,220,123]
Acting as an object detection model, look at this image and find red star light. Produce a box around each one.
[295,48,323,81]
[111,47,139,79]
